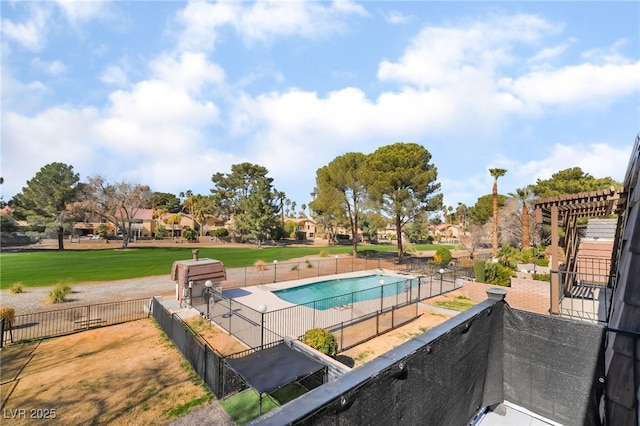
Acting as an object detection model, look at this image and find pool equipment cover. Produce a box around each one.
[226,342,325,394]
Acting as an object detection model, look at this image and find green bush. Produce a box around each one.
[535,258,549,267]
[303,328,338,357]
[212,228,229,237]
[474,260,486,283]
[434,247,452,266]
[319,250,329,257]
[516,248,532,264]
[182,226,198,241]
[10,282,24,294]
[532,273,550,282]
[47,282,72,304]
[484,262,514,287]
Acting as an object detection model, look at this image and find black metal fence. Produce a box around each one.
[151,297,246,399]
[553,265,614,323]
[1,297,151,346]
[203,272,462,350]
[223,255,474,288]
[328,302,420,352]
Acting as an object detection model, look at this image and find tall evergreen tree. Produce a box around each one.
[12,162,81,250]
[313,152,367,256]
[364,143,442,260]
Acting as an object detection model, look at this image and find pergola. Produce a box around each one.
[533,186,624,314]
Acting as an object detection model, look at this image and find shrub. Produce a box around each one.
[305,259,313,269]
[47,283,72,304]
[319,250,329,257]
[212,228,229,237]
[303,328,338,357]
[484,262,514,287]
[535,258,549,267]
[0,307,15,330]
[474,260,486,283]
[532,273,550,282]
[518,248,535,264]
[433,247,452,266]
[10,282,24,294]
[182,226,198,241]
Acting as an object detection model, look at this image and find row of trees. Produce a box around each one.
[5,149,619,258]
[311,143,442,260]
[481,166,620,257]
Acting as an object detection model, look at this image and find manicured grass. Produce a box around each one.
[0,243,451,289]
[433,295,475,312]
[220,388,280,425]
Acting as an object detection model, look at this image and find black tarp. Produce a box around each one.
[503,307,605,426]
[227,343,325,394]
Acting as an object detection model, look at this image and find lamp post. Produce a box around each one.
[204,280,213,319]
[273,260,278,283]
[379,279,385,313]
[188,280,193,307]
[335,255,339,274]
[438,269,444,293]
[257,304,267,348]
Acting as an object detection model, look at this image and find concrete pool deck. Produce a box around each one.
[220,269,419,312]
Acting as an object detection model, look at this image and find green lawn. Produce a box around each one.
[0,243,451,289]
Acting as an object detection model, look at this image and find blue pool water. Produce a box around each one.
[272,274,417,310]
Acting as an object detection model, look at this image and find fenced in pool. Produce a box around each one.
[199,269,462,350]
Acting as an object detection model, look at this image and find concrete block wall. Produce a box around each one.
[462,278,550,315]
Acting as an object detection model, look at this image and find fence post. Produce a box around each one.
[86,305,91,330]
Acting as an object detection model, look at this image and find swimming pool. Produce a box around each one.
[272,274,418,310]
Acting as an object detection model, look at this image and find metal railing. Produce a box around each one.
[552,267,614,324]
[201,272,462,349]
[1,298,151,345]
[223,255,474,288]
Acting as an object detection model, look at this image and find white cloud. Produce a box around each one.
[506,62,640,108]
[377,13,558,88]
[31,58,66,75]
[54,0,110,26]
[175,0,365,51]
[100,65,129,87]
[382,10,411,25]
[529,42,571,63]
[149,52,225,93]
[517,143,631,184]
[1,5,50,52]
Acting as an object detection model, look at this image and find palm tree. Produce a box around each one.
[489,168,507,257]
[275,191,286,227]
[509,186,533,250]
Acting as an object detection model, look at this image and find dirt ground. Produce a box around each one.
[0,298,464,426]
[339,303,459,368]
[0,319,240,425]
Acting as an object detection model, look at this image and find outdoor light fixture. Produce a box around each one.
[335,255,339,274]
[438,269,444,293]
[187,281,193,307]
[273,260,278,283]
[204,280,213,319]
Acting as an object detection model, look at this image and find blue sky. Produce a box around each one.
[2,1,638,212]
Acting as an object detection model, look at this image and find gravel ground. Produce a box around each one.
[1,275,178,314]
